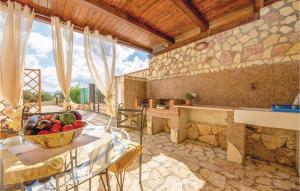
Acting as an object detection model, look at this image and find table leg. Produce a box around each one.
[55,175,60,191]
[105,169,111,191]
[296,131,300,175]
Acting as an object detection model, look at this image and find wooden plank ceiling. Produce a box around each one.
[5,0,279,54]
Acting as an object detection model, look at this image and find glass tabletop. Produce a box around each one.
[0,126,130,190]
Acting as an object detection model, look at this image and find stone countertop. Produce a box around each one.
[174,104,234,112]
[174,104,300,131]
[234,108,300,131]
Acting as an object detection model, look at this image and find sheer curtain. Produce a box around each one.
[0,1,34,131]
[84,27,117,117]
[51,17,74,110]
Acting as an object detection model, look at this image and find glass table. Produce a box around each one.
[0,126,130,191]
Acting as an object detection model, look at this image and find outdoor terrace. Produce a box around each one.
[78,111,300,191]
[0,0,299,190]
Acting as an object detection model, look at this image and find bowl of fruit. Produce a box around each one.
[23,111,87,148]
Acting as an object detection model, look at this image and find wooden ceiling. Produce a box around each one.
[4,0,279,54]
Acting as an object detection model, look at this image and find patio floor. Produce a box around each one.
[79,111,300,191]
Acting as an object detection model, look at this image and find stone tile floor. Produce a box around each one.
[81,111,300,191]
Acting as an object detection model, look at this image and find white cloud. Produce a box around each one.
[40,66,59,92]
[24,28,148,92]
[115,56,148,75]
[115,45,148,75]
[25,54,40,69]
[27,32,53,58]
[117,45,135,62]
[72,41,92,85]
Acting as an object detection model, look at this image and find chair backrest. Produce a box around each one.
[116,103,147,145]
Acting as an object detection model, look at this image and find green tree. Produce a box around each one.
[41,91,53,102]
[53,85,81,104]
[23,90,37,103]
[53,91,64,99]
[53,91,64,103]
[70,85,81,104]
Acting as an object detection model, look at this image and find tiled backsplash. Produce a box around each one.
[146,62,299,108]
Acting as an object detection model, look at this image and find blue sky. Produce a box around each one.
[25,21,149,92]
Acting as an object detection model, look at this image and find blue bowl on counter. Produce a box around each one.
[272,105,300,113]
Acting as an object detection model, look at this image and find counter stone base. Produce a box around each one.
[227,112,246,164]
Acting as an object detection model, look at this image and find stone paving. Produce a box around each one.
[80,111,300,191]
[120,131,300,191]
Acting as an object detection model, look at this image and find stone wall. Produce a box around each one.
[246,125,296,167]
[124,0,299,166]
[157,118,228,149]
[146,63,299,108]
[115,76,147,109]
[129,0,299,108]
[126,68,149,79]
[124,76,147,108]
[186,122,227,149]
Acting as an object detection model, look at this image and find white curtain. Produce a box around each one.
[84,27,117,117]
[51,17,74,110]
[0,1,34,131]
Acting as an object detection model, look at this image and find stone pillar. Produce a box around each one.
[170,108,188,143]
[226,111,246,164]
[146,115,163,135]
[146,114,153,135]
[296,131,300,175]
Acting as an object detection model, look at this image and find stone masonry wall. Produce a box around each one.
[158,118,228,150]
[125,0,299,166]
[160,119,296,167]
[247,125,296,167]
[128,0,299,108]
[114,76,147,109]
[124,76,147,108]
[186,122,227,149]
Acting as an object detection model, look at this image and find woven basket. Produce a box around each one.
[24,122,87,148]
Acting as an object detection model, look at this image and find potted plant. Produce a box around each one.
[184,93,195,105]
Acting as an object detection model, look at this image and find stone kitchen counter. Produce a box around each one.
[234,107,300,131]
[174,104,300,174]
[174,104,234,112]
[175,105,299,131]
[234,107,300,175]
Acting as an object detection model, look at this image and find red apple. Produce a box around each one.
[38,130,50,135]
[73,120,84,128]
[50,124,62,133]
[62,125,75,131]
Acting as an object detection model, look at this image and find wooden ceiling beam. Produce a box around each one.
[82,0,175,44]
[254,0,264,11]
[171,0,208,31]
[155,4,256,55]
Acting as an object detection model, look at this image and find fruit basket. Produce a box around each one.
[21,107,87,148]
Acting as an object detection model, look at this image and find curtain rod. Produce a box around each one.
[35,13,115,40]
[35,12,149,53]
[35,13,150,53]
